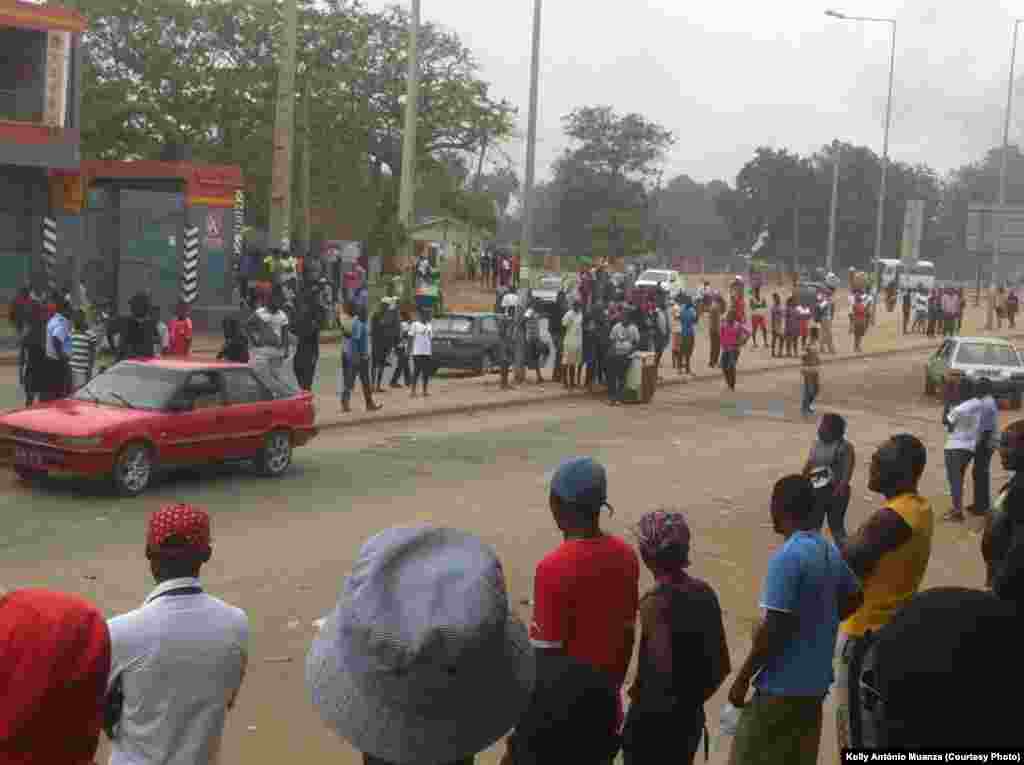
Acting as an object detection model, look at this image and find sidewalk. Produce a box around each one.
[311,305,1023,431]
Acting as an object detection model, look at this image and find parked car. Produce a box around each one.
[924,336,1024,408]
[634,269,685,300]
[0,360,318,496]
[532,274,564,305]
[431,312,504,375]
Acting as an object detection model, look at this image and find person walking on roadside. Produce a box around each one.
[0,588,111,765]
[679,295,698,377]
[623,511,730,765]
[520,300,546,386]
[957,287,966,333]
[750,290,768,349]
[728,475,861,765]
[784,296,800,357]
[1009,289,1019,329]
[653,295,670,381]
[971,378,1000,517]
[389,309,412,388]
[770,293,784,357]
[943,376,982,522]
[671,296,684,373]
[819,290,836,354]
[941,288,960,337]
[719,309,749,392]
[409,308,435,398]
[835,434,932,752]
[292,285,324,391]
[166,301,193,357]
[901,288,912,335]
[562,300,584,390]
[216,317,249,363]
[105,504,249,765]
[108,292,157,363]
[307,527,535,765]
[549,289,567,383]
[339,303,382,413]
[531,457,639,747]
[150,306,168,357]
[850,294,868,353]
[707,296,723,368]
[799,326,822,416]
[247,287,292,388]
[69,309,97,391]
[802,413,855,546]
[371,297,400,392]
[39,294,72,402]
[607,311,639,405]
[996,286,1008,330]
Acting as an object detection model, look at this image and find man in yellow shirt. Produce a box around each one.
[835,434,932,751]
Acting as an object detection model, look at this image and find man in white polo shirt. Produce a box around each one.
[106,504,249,764]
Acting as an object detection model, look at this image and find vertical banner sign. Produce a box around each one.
[901,199,926,269]
[43,32,69,128]
[233,190,244,274]
[182,226,200,304]
[41,217,57,291]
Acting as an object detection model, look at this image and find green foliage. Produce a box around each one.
[78,0,516,246]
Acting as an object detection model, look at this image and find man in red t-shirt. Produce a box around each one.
[530,457,639,744]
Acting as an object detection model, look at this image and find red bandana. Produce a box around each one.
[147,503,212,555]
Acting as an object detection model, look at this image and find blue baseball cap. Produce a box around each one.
[550,457,612,513]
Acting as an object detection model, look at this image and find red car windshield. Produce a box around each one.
[73,363,185,410]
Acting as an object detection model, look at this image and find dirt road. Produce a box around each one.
[1,346,996,764]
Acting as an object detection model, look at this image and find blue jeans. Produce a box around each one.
[945,448,974,513]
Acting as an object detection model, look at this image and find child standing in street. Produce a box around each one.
[801,326,822,416]
[69,310,97,391]
[770,293,784,357]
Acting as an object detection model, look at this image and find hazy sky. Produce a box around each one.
[369,0,1024,186]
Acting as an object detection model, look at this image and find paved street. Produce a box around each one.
[0,337,997,764]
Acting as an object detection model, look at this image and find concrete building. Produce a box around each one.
[0,0,86,295]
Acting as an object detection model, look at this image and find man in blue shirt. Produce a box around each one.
[41,294,72,401]
[340,304,382,413]
[728,475,861,765]
[678,295,698,376]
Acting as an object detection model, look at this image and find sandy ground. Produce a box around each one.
[0,335,1001,764]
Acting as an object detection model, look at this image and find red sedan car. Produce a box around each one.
[0,359,317,496]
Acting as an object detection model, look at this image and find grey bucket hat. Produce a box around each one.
[306,526,535,764]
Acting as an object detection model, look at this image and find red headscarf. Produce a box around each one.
[0,589,110,765]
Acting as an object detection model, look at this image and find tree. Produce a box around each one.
[79,0,516,263]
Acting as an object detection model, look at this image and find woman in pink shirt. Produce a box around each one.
[166,302,193,357]
[719,310,749,391]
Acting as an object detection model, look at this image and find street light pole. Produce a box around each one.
[397,0,421,272]
[825,10,896,279]
[827,142,841,274]
[519,0,542,272]
[989,19,1021,330]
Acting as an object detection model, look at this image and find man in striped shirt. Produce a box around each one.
[69,310,97,391]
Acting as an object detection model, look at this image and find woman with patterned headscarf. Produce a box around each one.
[622,510,731,765]
[0,588,110,764]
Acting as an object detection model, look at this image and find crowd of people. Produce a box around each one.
[9,286,195,407]
[7,424,1024,764]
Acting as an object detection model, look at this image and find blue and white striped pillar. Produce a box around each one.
[182,225,200,304]
[41,216,57,292]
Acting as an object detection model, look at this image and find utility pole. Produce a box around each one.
[989,19,1021,329]
[516,0,541,383]
[827,143,840,274]
[268,0,299,253]
[396,0,421,274]
[298,74,312,258]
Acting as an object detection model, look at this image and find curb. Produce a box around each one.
[311,334,999,432]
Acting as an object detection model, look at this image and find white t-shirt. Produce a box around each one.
[946,398,983,452]
[410,320,432,356]
[501,292,520,311]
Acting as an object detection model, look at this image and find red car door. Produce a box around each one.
[157,371,232,464]
[220,367,277,457]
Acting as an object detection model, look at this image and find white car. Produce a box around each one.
[634,269,685,299]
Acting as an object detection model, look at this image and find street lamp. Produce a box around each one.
[825,9,896,278]
[988,18,1023,330]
